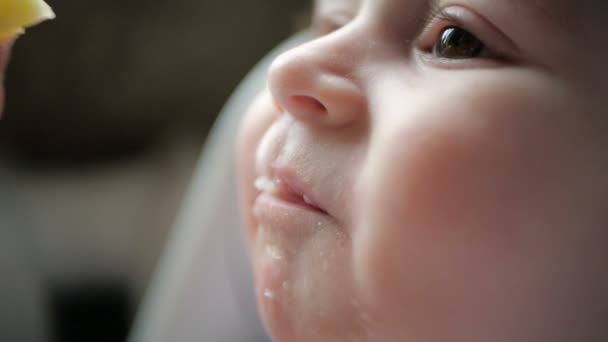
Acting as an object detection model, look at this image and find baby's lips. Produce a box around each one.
[0,0,55,43]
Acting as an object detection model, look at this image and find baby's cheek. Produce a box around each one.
[353,113,510,337]
[237,91,281,240]
[353,77,608,340]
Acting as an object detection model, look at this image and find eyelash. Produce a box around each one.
[313,6,511,66]
[418,8,500,63]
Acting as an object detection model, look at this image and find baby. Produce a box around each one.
[237,0,608,341]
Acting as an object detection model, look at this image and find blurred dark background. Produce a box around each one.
[0,0,308,341]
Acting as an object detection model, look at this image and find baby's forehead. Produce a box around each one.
[314,0,601,19]
[313,0,605,38]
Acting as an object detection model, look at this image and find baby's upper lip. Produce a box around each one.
[256,165,334,218]
[275,167,328,214]
[254,117,346,223]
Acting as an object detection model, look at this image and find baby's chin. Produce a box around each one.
[251,233,306,341]
[251,223,370,341]
[252,245,294,341]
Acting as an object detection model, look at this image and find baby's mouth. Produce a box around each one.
[255,176,328,214]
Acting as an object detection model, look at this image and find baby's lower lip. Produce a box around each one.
[253,192,335,236]
[275,190,327,214]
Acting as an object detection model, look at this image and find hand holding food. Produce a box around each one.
[0,0,55,43]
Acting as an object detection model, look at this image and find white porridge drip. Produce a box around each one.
[255,176,280,194]
[264,288,274,299]
[303,195,314,206]
[265,244,283,260]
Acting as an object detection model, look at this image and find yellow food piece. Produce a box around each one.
[0,0,55,42]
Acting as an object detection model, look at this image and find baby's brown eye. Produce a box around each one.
[432,27,486,59]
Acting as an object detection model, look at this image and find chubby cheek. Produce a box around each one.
[354,76,608,340]
[237,90,280,242]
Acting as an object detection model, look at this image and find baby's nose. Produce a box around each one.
[267,39,366,127]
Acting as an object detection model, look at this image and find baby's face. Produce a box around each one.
[237,0,608,341]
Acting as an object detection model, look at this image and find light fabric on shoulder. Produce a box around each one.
[128,30,313,342]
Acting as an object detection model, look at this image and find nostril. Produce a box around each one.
[291,95,327,114]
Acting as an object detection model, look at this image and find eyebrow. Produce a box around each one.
[449,0,584,37]
[516,1,569,25]
[502,0,589,35]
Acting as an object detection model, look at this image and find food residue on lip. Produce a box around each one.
[264,288,275,299]
[256,175,303,203]
[265,244,283,260]
[303,195,314,206]
[255,176,280,194]
[0,0,55,43]
[255,175,328,214]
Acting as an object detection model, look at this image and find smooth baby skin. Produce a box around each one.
[238,0,608,341]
